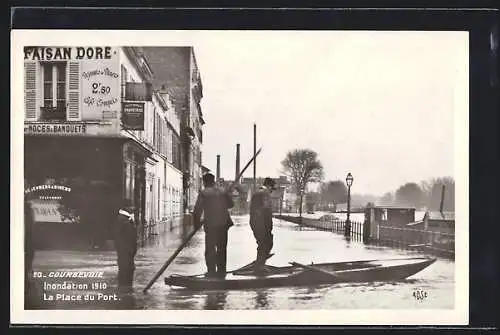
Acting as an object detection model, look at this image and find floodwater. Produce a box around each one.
[29,215,454,310]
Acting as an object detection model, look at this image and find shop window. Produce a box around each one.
[124,162,132,200]
[41,62,67,120]
[124,161,136,201]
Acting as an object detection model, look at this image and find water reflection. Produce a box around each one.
[116,291,137,310]
[204,291,228,310]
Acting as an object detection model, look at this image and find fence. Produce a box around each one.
[274,215,365,242]
[274,214,455,259]
[377,225,455,259]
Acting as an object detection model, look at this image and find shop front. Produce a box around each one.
[25,136,150,250]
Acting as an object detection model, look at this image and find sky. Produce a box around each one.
[193,31,468,196]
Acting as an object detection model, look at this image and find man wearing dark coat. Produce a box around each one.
[193,173,234,278]
[24,199,35,308]
[249,177,276,272]
[113,199,137,288]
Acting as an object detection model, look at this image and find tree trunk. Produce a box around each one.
[299,194,303,224]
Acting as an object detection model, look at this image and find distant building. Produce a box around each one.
[373,206,416,227]
[230,176,292,213]
[407,211,455,234]
[201,165,211,175]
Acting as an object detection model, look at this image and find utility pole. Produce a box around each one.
[440,185,446,214]
[216,155,220,182]
[253,123,257,192]
[235,144,240,183]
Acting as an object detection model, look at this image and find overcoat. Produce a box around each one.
[193,187,234,230]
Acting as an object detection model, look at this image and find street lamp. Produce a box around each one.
[344,173,354,238]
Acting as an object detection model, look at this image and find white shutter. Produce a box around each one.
[67,61,80,121]
[24,62,37,120]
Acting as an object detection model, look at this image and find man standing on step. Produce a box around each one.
[249,177,276,274]
[193,173,234,278]
[114,199,138,289]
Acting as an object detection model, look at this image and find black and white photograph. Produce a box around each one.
[11,30,468,325]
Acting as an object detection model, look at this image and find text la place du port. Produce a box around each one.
[43,293,119,302]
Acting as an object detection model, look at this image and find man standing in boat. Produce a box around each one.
[193,173,234,278]
[249,177,276,274]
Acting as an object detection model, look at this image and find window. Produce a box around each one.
[121,65,128,99]
[158,179,161,221]
[41,62,67,120]
[172,133,181,170]
[166,127,172,162]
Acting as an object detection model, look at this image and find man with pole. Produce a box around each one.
[249,177,276,275]
[143,147,262,292]
[193,173,234,278]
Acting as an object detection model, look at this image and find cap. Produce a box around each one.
[263,177,276,190]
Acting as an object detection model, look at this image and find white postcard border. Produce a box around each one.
[11,30,469,325]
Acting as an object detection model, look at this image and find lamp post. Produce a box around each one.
[344,173,353,238]
[279,186,285,216]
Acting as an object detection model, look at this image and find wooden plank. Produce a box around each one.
[289,261,342,279]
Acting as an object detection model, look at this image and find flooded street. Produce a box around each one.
[29,215,454,310]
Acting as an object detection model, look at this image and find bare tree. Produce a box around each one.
[281,149,323,220]
[395,182,424,209]
[378,191,394,206]
[319,180,347,210]
[422,176,455,211]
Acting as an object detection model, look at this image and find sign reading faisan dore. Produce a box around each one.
[24,47,115,61]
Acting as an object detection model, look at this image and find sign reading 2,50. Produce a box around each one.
[92,82,111,95]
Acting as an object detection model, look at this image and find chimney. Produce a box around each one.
[216,155,221,181]
[439,185,445,215]
[235,144,240,183]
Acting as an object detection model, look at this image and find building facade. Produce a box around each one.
[140,47,205,214]
[23,46,183,250]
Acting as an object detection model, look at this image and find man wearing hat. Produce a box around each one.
[113,199,138,288]
[249,177,276,273]
[193,173,234,278]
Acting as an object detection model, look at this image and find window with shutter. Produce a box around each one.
[40,62,67,121]
[67,62,80,120]
[24,62,37,120]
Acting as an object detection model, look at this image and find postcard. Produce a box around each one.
[11,29,468,325]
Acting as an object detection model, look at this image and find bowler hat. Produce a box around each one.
[203,173,215,185]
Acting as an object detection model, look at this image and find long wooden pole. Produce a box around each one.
[142,226,201,293]
[143,147,263,293]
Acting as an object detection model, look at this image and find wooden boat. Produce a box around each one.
[164,257,436,290]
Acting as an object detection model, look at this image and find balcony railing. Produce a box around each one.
[124,82,153,102]
[40,106,67,121]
